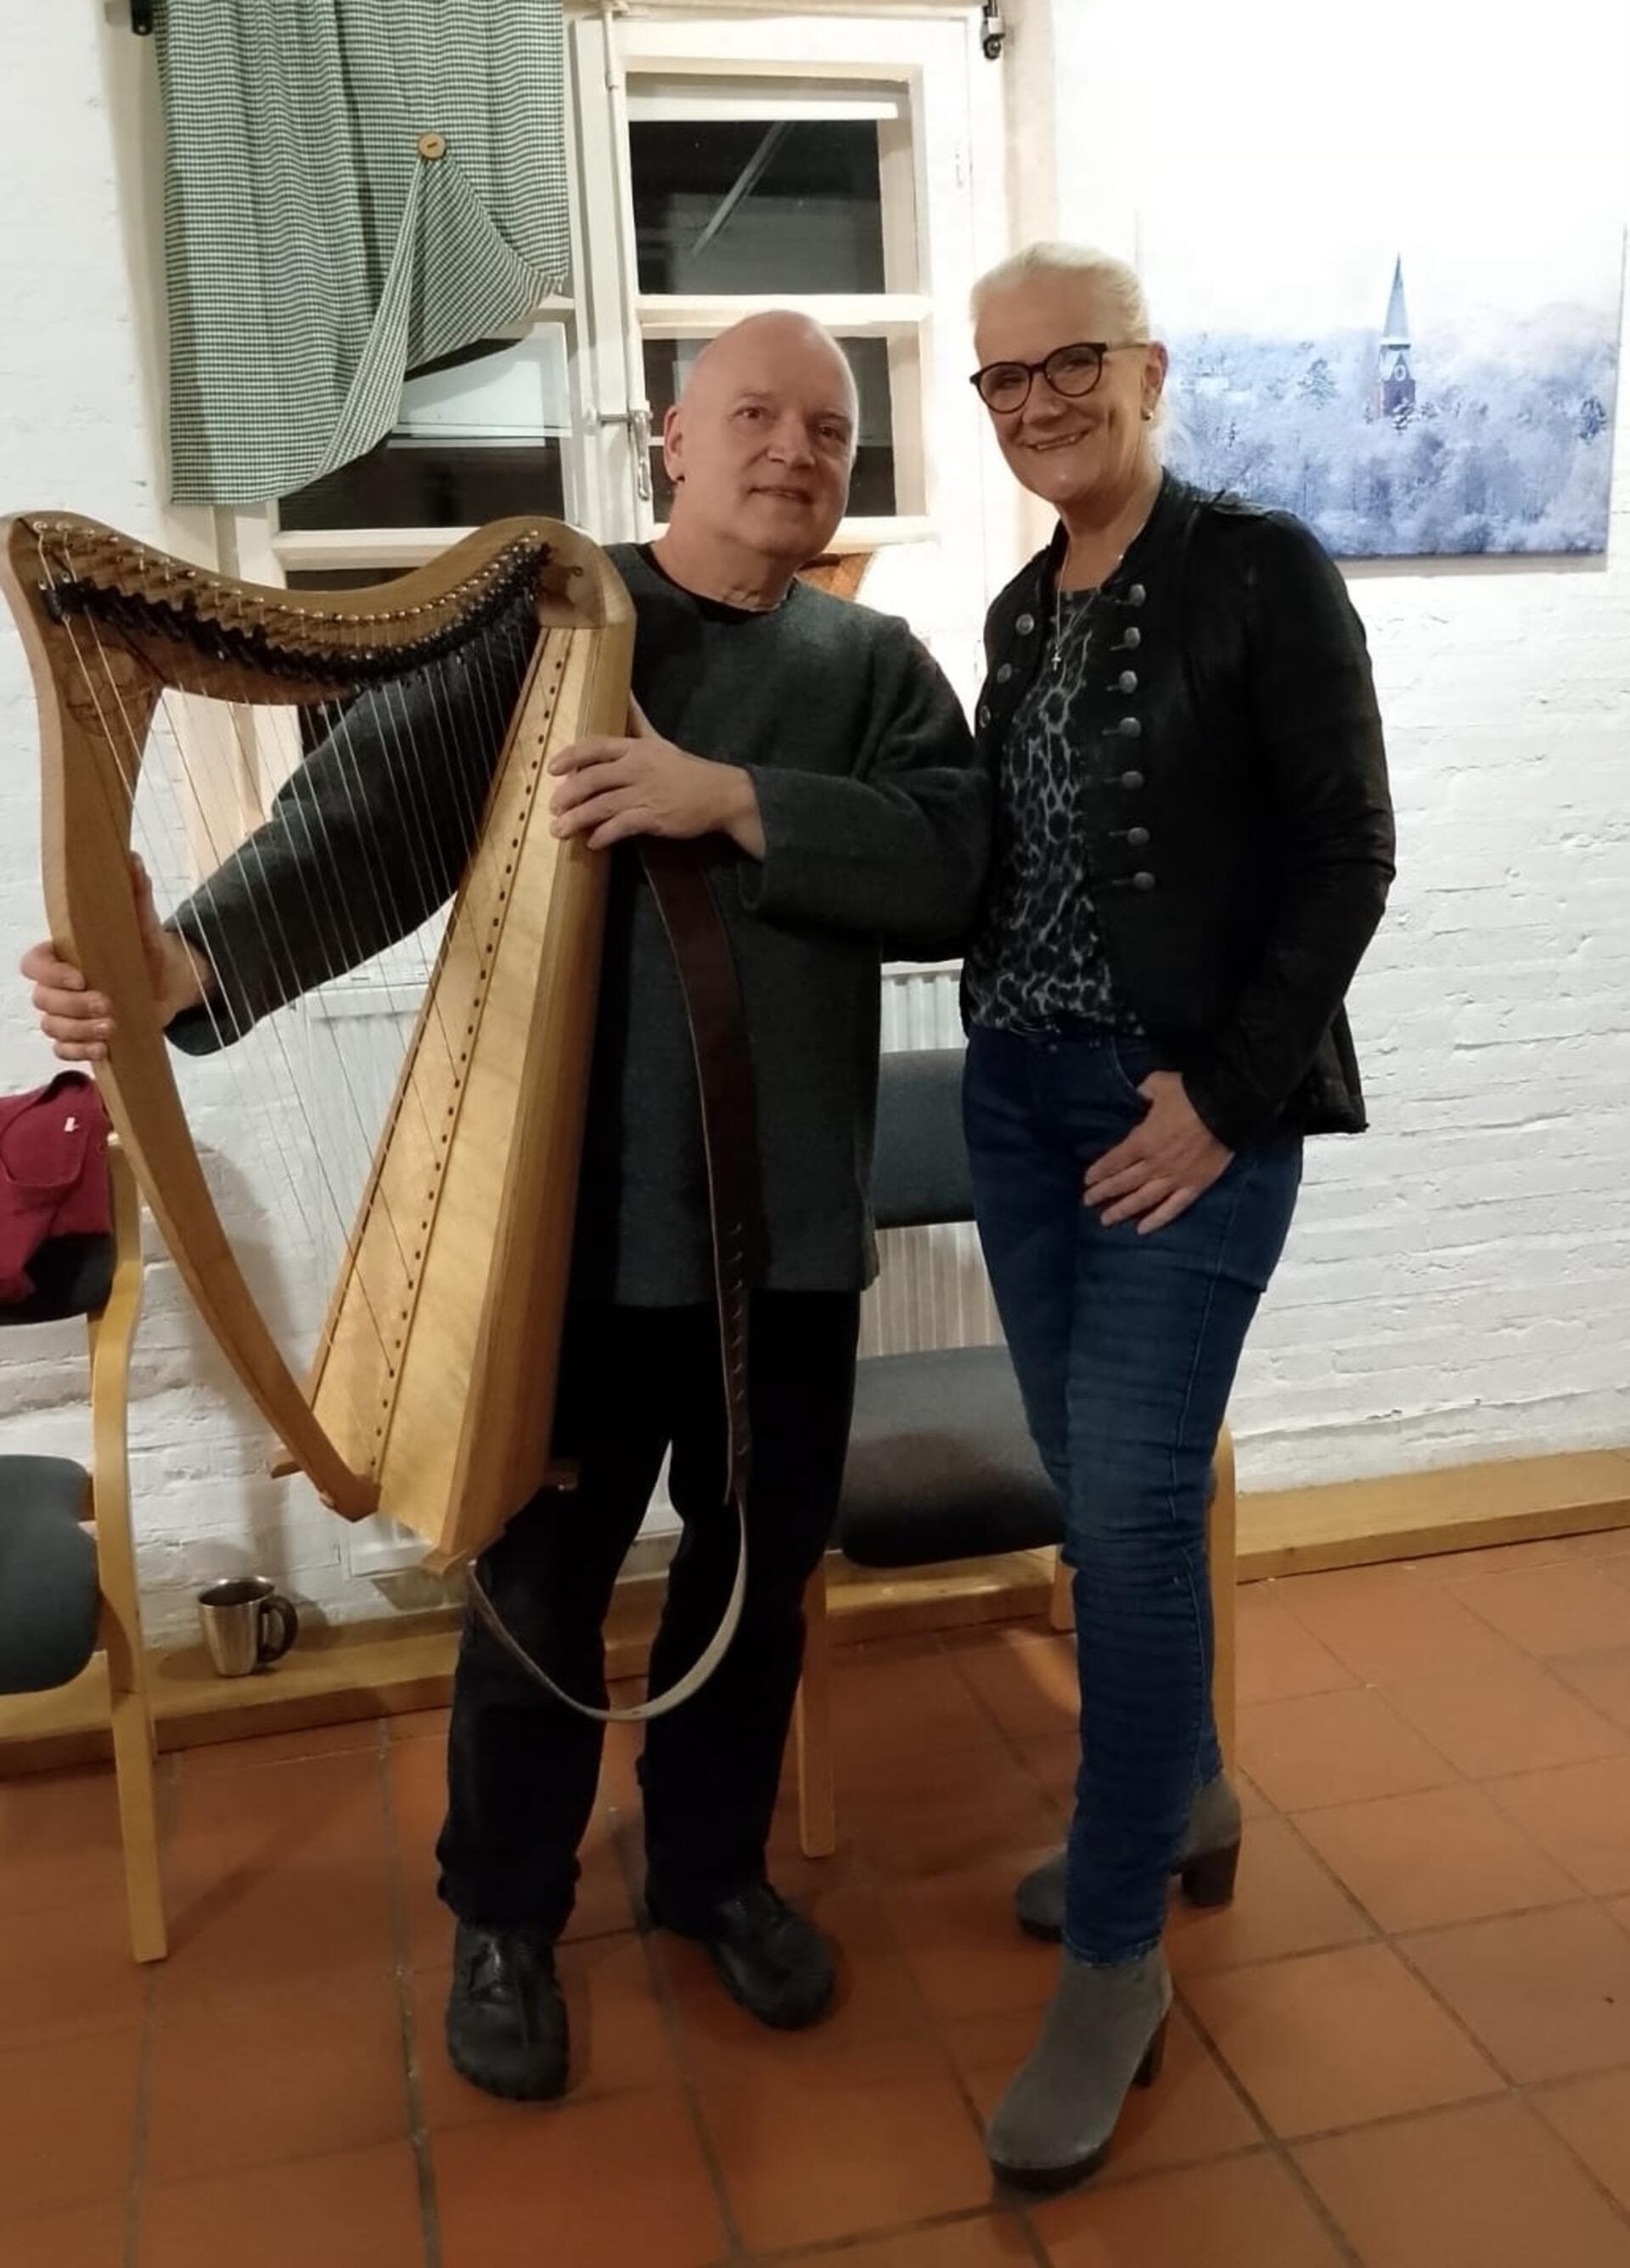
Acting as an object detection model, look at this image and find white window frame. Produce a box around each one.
[610,59,930,542]
[574,8,995,562]
[261,5,1004,599]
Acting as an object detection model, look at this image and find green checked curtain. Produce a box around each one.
[155,0,570,507]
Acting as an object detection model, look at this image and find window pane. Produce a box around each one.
[279,439,565,530]
[643,335,896,519]
[631,121,886,295]
[279,334,570,529]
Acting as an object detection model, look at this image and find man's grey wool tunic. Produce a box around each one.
[168,546,990,1305]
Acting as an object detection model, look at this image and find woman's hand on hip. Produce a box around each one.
[1083,1070,1233,1234]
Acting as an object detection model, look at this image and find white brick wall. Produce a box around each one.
[1039,0,1630,1483]
[1,2,1627,1647]
[0,12,356,1642]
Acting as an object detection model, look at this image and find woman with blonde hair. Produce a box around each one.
[962,242,1394,2189]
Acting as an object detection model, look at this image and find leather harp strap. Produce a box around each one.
[465,835,767,1723]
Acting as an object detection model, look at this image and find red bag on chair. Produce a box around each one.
[0,1072,112,1304]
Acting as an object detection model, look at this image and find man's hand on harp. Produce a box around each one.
[20,855,208,1062]
[548,696,767,860]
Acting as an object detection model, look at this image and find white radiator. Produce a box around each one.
[865,963,1003,1359]
[305,957,999,1361]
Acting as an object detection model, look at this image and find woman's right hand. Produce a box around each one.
[20,857,208,1061]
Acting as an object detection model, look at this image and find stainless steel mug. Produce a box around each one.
[196,1577,299,1677]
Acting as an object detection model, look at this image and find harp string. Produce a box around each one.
[31,547,386,1423]
[35,533,323,1255]
[150,642,535,1403]
[272,663,491,1142]
[90,589,403,1305]
[140,612,541,1338]
[75,606,398,1374]
[149,681,407,1288]
[28,525,571,1496]
[272,675,462,1163]
[143,581,547,1334]
[139,692,340,1276]
[40,532,471,1386]
[288,595,549,1218]
[324,611,516,1085]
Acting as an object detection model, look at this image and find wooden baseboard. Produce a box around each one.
[0,1547,1055,1777]
[1238,1444,1630,1578]
[5,1445,1627,1777]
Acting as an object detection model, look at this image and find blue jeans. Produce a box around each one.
[964,1026,1302,1962]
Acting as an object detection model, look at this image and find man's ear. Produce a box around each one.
[661,403,685,488]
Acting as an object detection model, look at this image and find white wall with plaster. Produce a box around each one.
[0,1,1626,1647]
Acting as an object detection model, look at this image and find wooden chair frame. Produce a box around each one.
[91,1144,164,1958]
[792,1418,1239,1860]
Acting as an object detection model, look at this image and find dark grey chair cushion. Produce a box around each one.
[872,1049,973,1232]
[838,1345,1061,1568]
[0,1235,115,1328]
[0,1457,99,1692]
[847,1047,1219,1578]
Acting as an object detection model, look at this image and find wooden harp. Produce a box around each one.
[2,513,634,1573]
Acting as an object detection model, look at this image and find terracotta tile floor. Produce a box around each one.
[13,1533,1630,2265]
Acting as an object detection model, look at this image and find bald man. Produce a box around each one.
[23,313,990,2100]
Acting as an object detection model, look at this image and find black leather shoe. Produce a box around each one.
[445,1922,569,2101]
[647,1879,835,2030]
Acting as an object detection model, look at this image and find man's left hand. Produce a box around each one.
[548,699,765,856]
[1082,1070,1233,1234]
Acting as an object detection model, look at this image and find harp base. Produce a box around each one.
[262,1454,580,1540]
[264,1449,379,1520]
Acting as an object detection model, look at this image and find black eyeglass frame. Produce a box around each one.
[969,340,1148,413]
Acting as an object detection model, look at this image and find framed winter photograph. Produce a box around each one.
[1140,201,1625,558]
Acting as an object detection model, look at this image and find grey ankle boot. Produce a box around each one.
[986,1943,1172,2190]
[1015,1772,1243,1942]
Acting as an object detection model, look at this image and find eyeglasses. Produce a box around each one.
[970,340,1146,414]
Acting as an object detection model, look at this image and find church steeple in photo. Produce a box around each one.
[1373,255,1417,418]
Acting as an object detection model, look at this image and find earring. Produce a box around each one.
[1141,406,1154,423]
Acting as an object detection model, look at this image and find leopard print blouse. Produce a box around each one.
[964,587,1144,1036]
